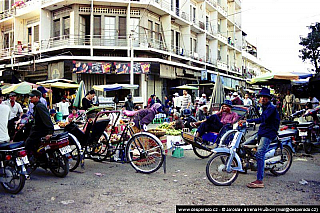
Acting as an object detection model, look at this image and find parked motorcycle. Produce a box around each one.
[0,141,29,194]
[27,132,72,178]
[13,114,80,173]
[288,108,320,154]
[206,122,295,186]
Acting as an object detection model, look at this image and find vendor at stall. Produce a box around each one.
[57,97,70,119]
[82,90,96,110]
[173,112,184,130]
[50,109,57,124]
[133,103,164,131]
[68,108,79,123]
[123,94,135,111]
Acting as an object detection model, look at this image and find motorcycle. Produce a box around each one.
[206,122,295,186]
[287,108,320,154]
[27,132,72,178]
[13,114,80,173]
[0,141,29,194]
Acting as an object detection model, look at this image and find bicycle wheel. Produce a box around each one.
[206,153,239,186]
[90,132,110,162]
[68,134,81,171]
[126,133,164,174]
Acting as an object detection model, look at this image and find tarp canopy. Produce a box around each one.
[37,82,80,89]
[2,82,32,94]
[73,80,86,108]
[36,79,77,84]
[248,72,299,85]
[291,71,315,79]
[174,85,199,90]
[92,84,139,92]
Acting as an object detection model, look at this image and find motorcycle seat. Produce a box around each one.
[296,122,313,127]
[243,144,258,149]
[277,129,297,138]
[0,141,25,150]
[50,132,69,141]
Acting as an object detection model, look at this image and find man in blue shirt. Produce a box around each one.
[239,87,280,188]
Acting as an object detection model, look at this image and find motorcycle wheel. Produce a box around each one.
[206,153,239,186]
[68,135,81,171]
[49,151,69,178]
[1,165,26,194]
[270,146,293,176]
[303,142,312,154]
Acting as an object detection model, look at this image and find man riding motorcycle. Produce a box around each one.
[239,87,280,188]
[25,90,54,156]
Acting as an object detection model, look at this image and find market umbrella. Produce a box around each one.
[248,72,299,84]
[92,84,139,92]
[73,80,86,108]
[175,85,199,90]
[2,82,32,94]
[208,73,225,113]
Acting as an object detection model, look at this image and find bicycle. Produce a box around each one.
[66,110,165,174]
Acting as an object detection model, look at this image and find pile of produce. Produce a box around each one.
[157,122,181,136]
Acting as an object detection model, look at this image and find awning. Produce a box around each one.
[37,82,80,89]
[2,82,32,94]
[248,72,299,84]
[92,84,139,92]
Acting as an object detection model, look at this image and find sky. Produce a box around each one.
[241,0,320,73]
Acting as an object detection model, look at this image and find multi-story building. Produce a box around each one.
[0,0,269,105]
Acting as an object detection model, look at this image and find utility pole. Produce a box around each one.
[90,0,94,56]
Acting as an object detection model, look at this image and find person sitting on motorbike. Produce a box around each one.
[238,87,280,189]
[25,90,54,156]
[194,100,238,139]
[173,112,184,130]
[133,103,164,131]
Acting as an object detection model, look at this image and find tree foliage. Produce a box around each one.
[299,22,320,73]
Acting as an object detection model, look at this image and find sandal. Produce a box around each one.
[247,180,264,188]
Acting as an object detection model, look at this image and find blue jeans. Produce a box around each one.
[244,135,273,181]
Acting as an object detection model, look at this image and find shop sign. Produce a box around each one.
[72,61,112,74]
[72,61,150,74]
[201,70,207,80]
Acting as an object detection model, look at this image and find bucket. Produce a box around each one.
[56,112,63,121]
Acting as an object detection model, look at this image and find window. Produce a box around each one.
[171,30,174,50]
[130,18,139,46]
[28,27,32,44]
[118,17,126,38]
[34,25,39,42]
[94,16,101,37]
[53,19,60,38]
[148,20,153,40]
[4,33,9,49]
[218,19,221,33]
[190,5,196,23]
[206,16,209,31]
[155,23,160,41]
[63,17,70,36]
[5,0,10,10]
[206,45,209,61]
[193,38,197,53]
[190,38,192,53]
[176,31,180,54]
[104,16,116,45]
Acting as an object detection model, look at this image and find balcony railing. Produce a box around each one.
[173,8,189,22]
[192,18,205,31]
[16,0,40,10]
[206,0,217,7]
[0,8,14,21]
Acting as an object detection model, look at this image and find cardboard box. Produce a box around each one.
[167,135,183,148]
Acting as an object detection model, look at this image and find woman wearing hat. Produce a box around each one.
[231,92,243,105]
[239,87,280,188]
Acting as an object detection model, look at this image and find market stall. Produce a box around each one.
[92,84,140,109]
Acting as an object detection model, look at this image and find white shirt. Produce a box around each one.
[0,104,11,142]
[4,100,23,120]
[243,98,253,106]
[57,101,70,116]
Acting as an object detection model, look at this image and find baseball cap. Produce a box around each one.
[9,92,17,97]
[29,89,42,97]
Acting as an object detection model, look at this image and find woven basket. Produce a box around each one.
[181,132,194,144]
[147,129,166,137]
